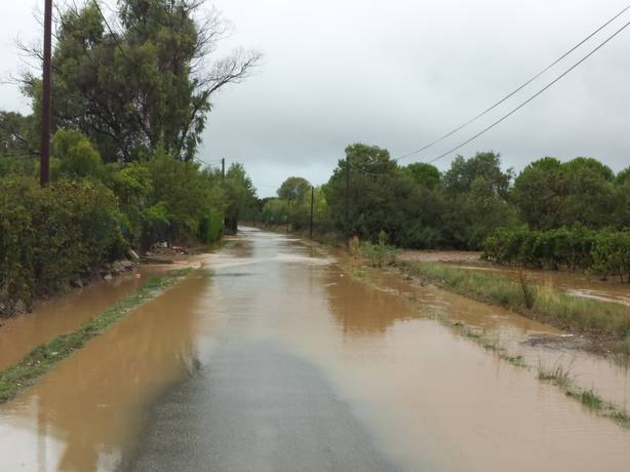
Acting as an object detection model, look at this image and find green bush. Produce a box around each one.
[591,230,630,282]
[361,231,396,268]
[0,177,123,313]
[198,209,224,244]
[483,227,628,281]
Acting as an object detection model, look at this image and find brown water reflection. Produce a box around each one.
[0,272,222,471]
[365,266,630,412]
[0,273,151,372]
[0,229,629,471]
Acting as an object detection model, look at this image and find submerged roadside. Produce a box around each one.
[0,268,192,404]
[298,235,630,431]
[396,260,630,358]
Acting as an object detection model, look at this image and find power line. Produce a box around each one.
[348,161,386,177]
[424,18,630,165]
[395,3,630,162]
[92,1,130,62]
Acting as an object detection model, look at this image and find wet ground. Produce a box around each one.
[1,229,630,471]
[397,249,630,307]
[0,271,147,371]
[454,263,630,307]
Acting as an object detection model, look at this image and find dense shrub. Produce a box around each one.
[198,209,224,244]
[0,177,123,313]
[483,227,630,281]
[591,230,630,282]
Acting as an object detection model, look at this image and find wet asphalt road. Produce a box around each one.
[124,229,402,471]
[125,340,400,472]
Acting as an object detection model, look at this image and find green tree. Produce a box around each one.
[615,167,630,227]
[224,163,256,233]
[21,0,260,162]
[278,177,311,202]
[51,129,104,181]
[511,157,564,230]
[324,144,419,245]
[560,157,616,228]
[443,151,512,199]
[403,162,441,189]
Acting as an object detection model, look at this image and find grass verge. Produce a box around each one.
[397,260,630,357]
[449,321,527,368]
[0,269,191,404]
[537,360,630,429]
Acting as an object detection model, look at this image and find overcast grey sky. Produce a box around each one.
[1,0,629,197]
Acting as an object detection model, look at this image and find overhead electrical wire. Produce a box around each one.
[423,18,630,165]
[395,2,630,162]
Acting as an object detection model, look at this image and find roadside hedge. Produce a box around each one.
[0,177,124,313]
[483,227,630,282]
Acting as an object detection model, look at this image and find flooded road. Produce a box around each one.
[1,229,630,471]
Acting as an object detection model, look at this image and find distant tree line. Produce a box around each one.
[256,144,630,265]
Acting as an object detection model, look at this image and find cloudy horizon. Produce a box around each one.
[2,0,629,197]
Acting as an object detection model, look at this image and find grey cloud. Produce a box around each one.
[2,0,629,197]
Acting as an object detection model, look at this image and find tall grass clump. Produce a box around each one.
[537,361,573,388]
[361,231,397,268]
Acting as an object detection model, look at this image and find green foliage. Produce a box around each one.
[0,177,123,313]
[52,129,104,180]
[590,230,630,283]
[198,209,224,244]
[0,111,36,158]
[224,163,257,233]
[277,176,311,202]
[444,152,512,199]
[361,231,396,268]
[483,227,630,281]
[261,198,289,226]
[143,147,227,243]
[403,162,441,189]
[22,0,259,162]
[512,157,619,230]
[324,144,423,245]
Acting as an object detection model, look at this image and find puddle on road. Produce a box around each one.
[0,228,629,471]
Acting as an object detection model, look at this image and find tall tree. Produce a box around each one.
[224,163,256,233]
[278,176,311,203]
[21,0,260,162]
[511,157,564,230]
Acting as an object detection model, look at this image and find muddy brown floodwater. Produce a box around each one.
[0,228,629,471]
[0,271,150,371]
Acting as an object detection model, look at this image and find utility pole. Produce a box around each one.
[40,0,53,186]
[309,186,314,240]
[345,158,350,246]
[221,158,226,180]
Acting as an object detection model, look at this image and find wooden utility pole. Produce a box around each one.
[345,158,350,246]
[309,186,314,240]
[40,0,53,186]
[221,158,226,180]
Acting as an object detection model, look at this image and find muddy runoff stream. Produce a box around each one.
[0,228,629,471]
